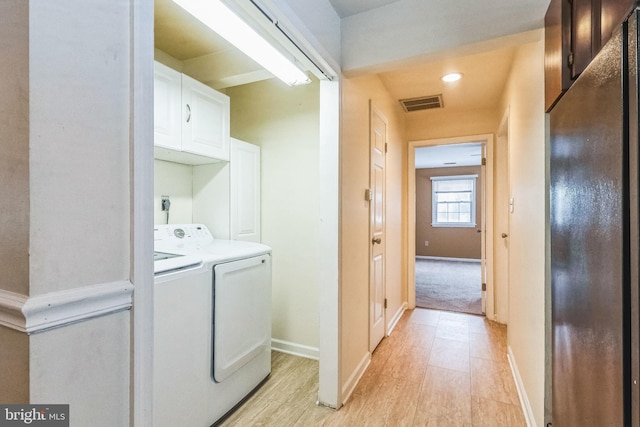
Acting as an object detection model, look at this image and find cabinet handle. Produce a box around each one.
[186,104,191,123]
[372,237,382,245]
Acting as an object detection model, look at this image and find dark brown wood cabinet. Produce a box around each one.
[545,0,636,112]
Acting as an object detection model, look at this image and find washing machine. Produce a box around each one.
[153,224,272,426]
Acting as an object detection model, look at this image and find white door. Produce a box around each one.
[230,138,261,243]
[213,255,271,383]
[153,61,182,151]
[369,103,386,352]
[494,113,510,322]
[181,73,230,161]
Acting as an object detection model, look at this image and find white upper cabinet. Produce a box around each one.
[154,61,230,164]
[181,74,230,161]
[230,138,261,243]
[153,62,182,151]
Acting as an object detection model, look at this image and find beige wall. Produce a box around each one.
[0,2,133,424]
[340,74,407,394]
[407,107,499,142]
[0,327,28,403]
[29,0,131,296]
[499,33,546,426]
[0,0,29,296]
[227,78,322,351]
[415,166,482,259]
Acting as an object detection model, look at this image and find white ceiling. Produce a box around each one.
[337,0,549,74]
[415,143,484,169]
[328,0,401,18]
[155,0,549,112]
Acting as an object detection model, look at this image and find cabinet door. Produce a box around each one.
[230,138,261,243]
[154,62,182,150]
[600,0,635,48]
[545,0,572,111]
[570,0,594,79]
[181,74,230,161]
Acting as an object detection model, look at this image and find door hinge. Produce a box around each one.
[568,52,574,67]
[385,142,388,153]
[482,283,487,291]
[364,188,373,201]
[384,298,388,309]
[481,157,486,166]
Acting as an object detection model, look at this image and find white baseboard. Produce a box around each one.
[416,256,481,263]
[387,302,407,335]
[507,346,536,427]
[341,351,371,404]
[271,338,320,360]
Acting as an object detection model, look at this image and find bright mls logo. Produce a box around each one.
[0,405,68,427]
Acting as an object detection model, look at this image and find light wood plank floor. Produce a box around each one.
[218,308,526,426]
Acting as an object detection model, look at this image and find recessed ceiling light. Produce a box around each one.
[441,73,462,83]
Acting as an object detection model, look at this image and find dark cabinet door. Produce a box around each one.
[570,0,594,79]
[545,0,572,111]
[600,0,635,47]
[545,0,636,112]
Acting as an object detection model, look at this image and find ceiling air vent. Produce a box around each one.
[399,94,444,112]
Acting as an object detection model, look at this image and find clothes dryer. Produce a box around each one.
[153,224,272,426]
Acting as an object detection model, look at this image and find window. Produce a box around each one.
[431,175,477,227]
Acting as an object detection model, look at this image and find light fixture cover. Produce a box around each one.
[172,0,311,86]
[441,72,463,83]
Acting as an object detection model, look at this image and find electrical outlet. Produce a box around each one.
[161,195,171,212]
[424,240,429,247]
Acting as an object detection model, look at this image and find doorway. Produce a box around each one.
[413,142,484,315]
[407,134,496,318]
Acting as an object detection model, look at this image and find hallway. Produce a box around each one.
[219,308,525,426]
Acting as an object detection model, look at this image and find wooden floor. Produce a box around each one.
[218,308,526,426]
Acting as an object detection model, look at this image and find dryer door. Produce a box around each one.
[213,254,271,382]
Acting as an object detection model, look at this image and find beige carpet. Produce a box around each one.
[415,258,483,315]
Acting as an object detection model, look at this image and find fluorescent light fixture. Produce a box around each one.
[172,0,311,86]
[441,72,463,83]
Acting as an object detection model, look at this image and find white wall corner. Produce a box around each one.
[341,352,371,404]
[0,281,134,334]
[387,302,408,335]
[507,346,537,427]
[271,338,320,360]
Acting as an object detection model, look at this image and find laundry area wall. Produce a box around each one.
[226,78,322,355]
[154,159,231,239]
[152,50,323,356]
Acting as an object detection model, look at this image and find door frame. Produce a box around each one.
[407,134,496,319]
[133,3,342,422]
[494,110,510,323]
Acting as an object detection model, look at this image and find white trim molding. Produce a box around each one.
[0,280,133,334]
[507,346,536,427]
[271,338,320,360]
[0,290,28,331]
